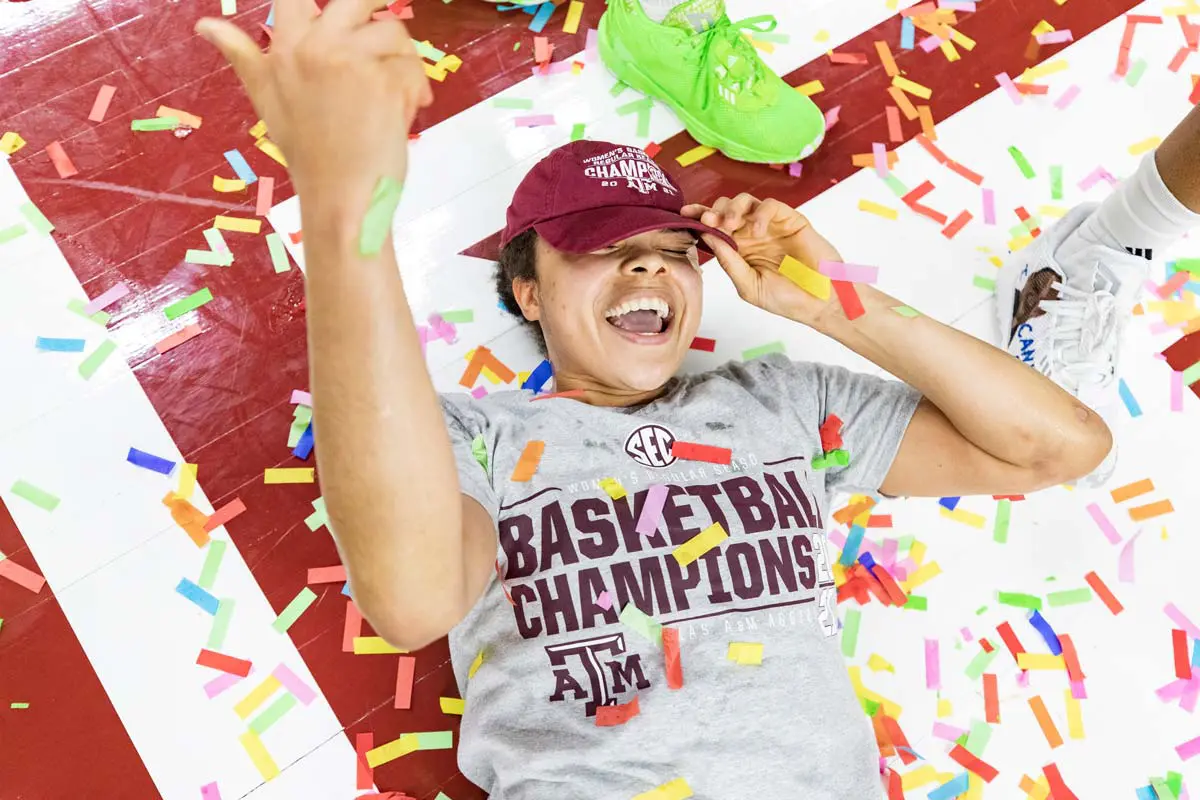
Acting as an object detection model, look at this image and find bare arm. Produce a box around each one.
[197,1,494,649]
[1155,103,1200,213]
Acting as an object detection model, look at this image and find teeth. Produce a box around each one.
[604,296,672,320]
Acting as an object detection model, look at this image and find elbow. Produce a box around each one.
[1028,410,1114,489]
[351,579,460,653]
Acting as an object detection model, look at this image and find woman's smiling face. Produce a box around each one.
[511,228,704,404]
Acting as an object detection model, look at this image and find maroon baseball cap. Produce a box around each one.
[500,140,737,254]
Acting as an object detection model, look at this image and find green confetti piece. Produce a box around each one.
[207,598,235,649]
[1180,360,1200,386]
[882,173,909,197]
[904,595,927,611]
[897,535,914,554]
[471,434,489,474]
[440,309,474,324]
[1168,772,1184,796]
[131,117,179,131]
[616,97,654,116]
[67,298,110,326]
[435,794,454,800]
[1174,257,1200,275]
[415,41,446,62]
[266,232,290,273]
[272,587,317,633]
[993,499,1011,543]
[305,497,328,531]
[359,176,404,257]
[827,449,850,467]
[609,80,630,97]
[513,42,521,51]
[964,647,999,680]
[636,109,651,138]
[892,305,921,317]
[619,604,662,647]
[741,341,786,360]
[249,692,298,735]
[10,703,29,710]
[184,249,233,267]
[811,454,828,471]
[1008,145,1035,179]
[415,731,454,750]
[997,591,1042,610]
[1151,778,1178,800]
[1050,165,1064,200]
[1046,587,1093,606]
[973,275,996,292]
[1125,58,1148,87]
[164,288,214,321]
[975,605,988,615]
[965,719,992,757]
[78,340,117,379]
[570,123,586,141]
[841,608,861,657]
[10,480,60,511]
[19,202,54,235]
[861,697,880,716]
[198,540,227,590]
[0,223,28,244]
[493,97,535,109]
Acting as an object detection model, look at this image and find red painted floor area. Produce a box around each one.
[0,0,1141,796]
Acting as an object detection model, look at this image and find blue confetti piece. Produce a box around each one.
[35,336,86,352]
[938,496,960,511]
[293,422,314,460]
[522,359,553,392]
[266,2,274,26]
[341,581,352,597]
[176,578,220,615]
[900,17,915,50]
[839,525,865,567]
[927,773,970,800]
[223,149,258,185]
[1186,280,1200,295]
[529,1,555,31]
[1118,378,1142,418]
[127,447,177,475]
[1192,639,1200,667]
[1028,609,1063,655]
[1136,786,1157,800]
[858,551,877,571]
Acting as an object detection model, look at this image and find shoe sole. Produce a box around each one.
[597,15,823,164]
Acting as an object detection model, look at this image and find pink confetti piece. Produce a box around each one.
[1118,529,1142,582]
[1166,603,1200,641]
[514,114,556,127]
[596,590,613,611]
[982,188,996,225]
[872,142,889,178]
[470,386,488,399]
[925,639,941,689]
[88,84,117,122]
[1016,670,1031,688]
[823,105,841,131]
[994,72,1024,105]
[932,722,966,741]
[1157,677,1193,702]
[290,389,312,405]
[271,663,317,705]
[585,28,599,61]
[788,162,803,178]
[1079,167,1118,191]
[200,782,223,800]
[1086,503,1122,545]
[1173,370,1185,411]
[818,261,879,284]
[939,0,976,9]
[203,670,249,699]
[919,35,944,52]
[960,627,974,642]
[1036,30,1074,44]
[1070,679,1087,699]
[880,538,898,569]
[427,313,457,344]
[1184,680,1200,713]
[256,176,275,217]
[827,528,847,550]
[1177,735,1200,761]
[1054,85,1081,110]
[84,283,131,315]
[636,484,669,536]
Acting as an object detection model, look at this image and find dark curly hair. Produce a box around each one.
[494,229,547,356]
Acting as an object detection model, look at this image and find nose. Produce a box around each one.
[620,249,669,276]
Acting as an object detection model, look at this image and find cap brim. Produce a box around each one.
[532,205,737,255]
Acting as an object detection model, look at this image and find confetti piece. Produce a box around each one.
[176,577,220,615]
[1028,695,1063,747]
[620,604,663,646]
[796,79,825,95]
[467,649,485,679]
[264,232,291,274]
[131,116,179,131]
[727,642,764,665]
[1042,764,1078,800]
[263,468,314,485]
[676,145,717,167]
[272,587,317,633]
[200,782,223,800]
[1008,146,1036,179]
[941,507,986,528]
[354,636,407,655]
[1177,735,1200,760]
[196,648,252,677]
[949,744,998,783]
[673,522,728,567]
[633,778,693,800]
[983,673,1000,722]
[892,75,932,99]
[393,655,416,709]
[9,478,60,512]
[366,735,418,768]
[1129,499,1173,521]
[670,440,732,465]
[841,608,862,657]
[1028,609,1063,654]
[998,591,1042,610]
[928,773,970,799]
[941,211,973,239]
[239,731,279,781]
[741,341,786,360]
[197,541,227,591]
[1111,478,1154,503]
[596,694,641,726]
[34,337,85,353]
[126,447,176,475]
[77,338,118,379]
[212,176,247,194]
[636,484,669,536]
[514,114,556,127]
[44,141,80,178]
[0,223,27,244]
[925,639,941,689]
[0,559,47,593]
[493,97,536,109]
[858,199,899,220]
[1046,587,1092,606]
[249,692,298,735]
[0,131,26,154]
[202,498,246,533]
[163,288,214,321]
[511,440,545,481]
[1085,571,1124,614]
[1085,503,1122,544]
[892,305,920,317]
[779,255,832,299]
[86,84,118,122]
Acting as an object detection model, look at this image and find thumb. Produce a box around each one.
[701,233,756,297]
[196,18,267,95]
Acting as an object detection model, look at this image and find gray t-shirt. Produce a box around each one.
[442,354,921,800]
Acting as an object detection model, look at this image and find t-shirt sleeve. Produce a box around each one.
[439,394,501,524]
[735,353,922,495]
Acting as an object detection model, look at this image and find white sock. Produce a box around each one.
[1060,153,1200,265]
[640,0,679,23]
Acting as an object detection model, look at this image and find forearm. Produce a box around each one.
[1156,103,1200,213]
[303,198,466,641]
[811,285,1110,470]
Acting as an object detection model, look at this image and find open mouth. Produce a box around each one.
[603,296,675,339]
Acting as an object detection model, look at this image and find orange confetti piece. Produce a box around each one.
[1110,478,1155,503]
[1129,499,1173,521]
[941,211,973,239]
[88,85,117,122]
[885,106,904,142]
[875,40,899,75]
[983,673,1000,722]
[343,601,363,652]
[162,492,210,547]
[154,323,203,354]
[917,106,937,140]
[511,440,545,482]
[1084,571,1123,615]
[157,105,203,129]
[888,85,920,120]
[45,141,78,178]
[1028,695,1063,748]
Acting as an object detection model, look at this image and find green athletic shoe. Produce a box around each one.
[598,0,825,164]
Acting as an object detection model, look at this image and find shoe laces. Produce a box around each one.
[685,14,777,107]
[1036,281,1120,393]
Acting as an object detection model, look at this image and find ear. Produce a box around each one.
[512,277,541,323]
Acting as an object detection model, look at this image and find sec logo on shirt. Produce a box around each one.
[624,424,676,468]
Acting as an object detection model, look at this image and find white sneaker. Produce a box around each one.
[995,203,1151,486]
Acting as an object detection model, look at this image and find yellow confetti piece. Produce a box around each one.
[239,730,280,781]
[676,145,717,167]
[1008,234,1035,252]
[467,650,485,679]
[1020,775,1052,800]
[177,463,198,501]
[673,522,728,567]
[892,75,933,99]
[858,199,899,220]
[1039,205,1068,218]
[832,561,847,584]
[353,636,408,655]
[599,478,627,500]
[940,39,961,62]
[156,105,203,129]
[937,697,953,718]
[440,696,465,715]
[255,136,288,167]
[1128,136,1162,156]
[1031,20,1056,35]
[1165,2,1200,14]
[1017,652,1067,670]
[424,63,449,81]
[939,507,985,528]
[563,0,584,33]
[902,765,944,790]
[234,676,283,720]
[847,667,903,718]
[633,778,693,800]
[900,561,941,592]
[867,654,895,673]
[1021,59,1069,82]
[214,215,262,234]
[815,29,830,42]
[909,540,927,567]
[264,467,315,484]
[366,734,419,768]
[1064,689,1084,739]
[779,255,832,300]
[212,176,247,193]
[966,772,984,800]
[727,642,764,665]
[436,54,463,73]
[746,35,774,54]
[796,79,825,96]
[249,119,268,139]
[948,28,976,50]
[0,131,27,155]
